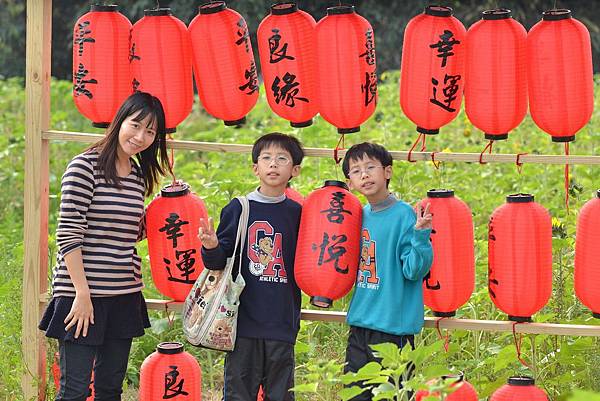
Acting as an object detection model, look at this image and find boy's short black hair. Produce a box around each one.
[342,142,393,186]
[252,132,304,166]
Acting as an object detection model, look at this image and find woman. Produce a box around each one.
[40,92,169,400]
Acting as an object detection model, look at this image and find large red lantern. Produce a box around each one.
[295,181,362,307]
[416,375,478,401]
[488,194,552,321]
[72,5,132,128]
[421,190,474,317]
[140,342,202,401]
[465,9,527,141]
[285,185,304,206]
[257,2,318,128]
[490,377,548,401]
[527,9,593,142]
[146,183,208,301]
[316,6,377,133]
[189,2,259,126]
[575,190,600,318]
[130,8,193,133]
[400,6,466,135]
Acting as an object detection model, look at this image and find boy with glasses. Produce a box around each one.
[199,132,304,401]
[341,142,434,400]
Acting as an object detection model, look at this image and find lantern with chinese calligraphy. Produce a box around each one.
[465,9,527,141]
[527,9,593,143]
[72,5,132,128]
[488,194,552,321]
[575,190,600,318]
[146,183,208,301]
[52,352,95,400]
[316,6,377,134]
[140,342,202,401]
[257,2,317,128]
[189,2,259,126]
[400,6,466,135]
[285,185,304,205]
[295,181,362,307]
[416,375,478,401]
[421,190,474,317]
[490,377,548,401]
[130,8,193,133]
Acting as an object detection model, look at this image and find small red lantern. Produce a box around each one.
[527,9,593,142]
[488,194,552,321]
[575,190,600,318]
[421,190,474,317]
[189,1,259,126]
[316,5,377,133]
[465,9,527,141]
[72,5,132,128]
[140,342,202,401]
[416,375,478,401]
[285,185,304,205]
[130,8,193,133]
[146,183,208,301]
[400,6,466,135]
[295,181,362,307]
[257,2,318,128]
[490,377,548,401]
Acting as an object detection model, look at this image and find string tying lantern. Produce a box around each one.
[72,5,132,128]
[189,1,259,126]
[295,181,362,308]
[257,2,318,128]
[146,182,208,301]
[130,7,193,133]
[421,189,474,318]
[488,194,552,322]
[316,5,377,134]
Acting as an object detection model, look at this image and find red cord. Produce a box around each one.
[478,140,494,164]
[512,322,530,367]
[435,317,450,353]
[408,133,427,162]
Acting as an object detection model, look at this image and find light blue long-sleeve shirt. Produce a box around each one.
[346,196,433,335]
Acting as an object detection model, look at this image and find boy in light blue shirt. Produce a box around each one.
[342,142,433,400]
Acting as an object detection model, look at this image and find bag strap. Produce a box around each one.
[224,196,250,278]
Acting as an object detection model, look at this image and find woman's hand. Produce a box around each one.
[199,217,219,249]
[64,292,94,339]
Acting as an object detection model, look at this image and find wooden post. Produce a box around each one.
[23,0,52,399]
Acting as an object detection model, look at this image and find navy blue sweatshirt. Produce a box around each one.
[201,190,302,344]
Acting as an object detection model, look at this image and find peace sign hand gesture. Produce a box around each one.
[199,217,218,250]
[415,201,433,230]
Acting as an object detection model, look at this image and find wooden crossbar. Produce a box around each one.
[43,130,600,166]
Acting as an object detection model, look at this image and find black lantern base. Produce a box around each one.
[551,135,575,143]
[338,127,360,134]
[165,127,176,134]
[433,310,456,318]
[291,119,312,128]
[485,133,508,140]
[417,126,439,135]
[224,117,246,126]
[92,122,110,128]
[311,296,333,308]
[593,312,600,319]
[508,315,533,323]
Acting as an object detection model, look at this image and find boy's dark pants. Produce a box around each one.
[224,337,295,401]
[344,326,415,401]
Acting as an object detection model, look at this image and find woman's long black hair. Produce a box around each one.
[88,92,170,197]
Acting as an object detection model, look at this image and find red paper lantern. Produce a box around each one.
[416,376,478,401]
[400,6,466,135]
[257,2,318,128]
[285,185,304,206]
[421,190,474,317]
[140,342,202,401]
[52,352,94,400]
[316,5,377,134]
[130,8,193,133]
[295,181,362,307]
[575,190,600,318]
[488,194,552,321]
[465,9,527,141]
[146,183,208,301]
[490,377,548,401]
[189,2,259,126]
[72,5,132,128]
[527,9,593,142]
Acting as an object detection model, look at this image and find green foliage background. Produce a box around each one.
[1,71,600,399]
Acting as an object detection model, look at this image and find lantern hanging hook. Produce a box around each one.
[435,317,450,352]
[515,153,528,174]
[512,321,531,368]
[407,133,427,162]
[564,142,570,214]
[333,133,346,165]
[478,139,494,164]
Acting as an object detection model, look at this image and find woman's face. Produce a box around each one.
[117,111,157,158]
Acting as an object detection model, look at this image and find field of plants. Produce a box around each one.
[1,73,600,400]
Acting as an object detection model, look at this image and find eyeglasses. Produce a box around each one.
[257,154,292,166]
[348,164,384,178]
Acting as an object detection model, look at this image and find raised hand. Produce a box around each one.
[415,201,433,230]
[198,217,218,249]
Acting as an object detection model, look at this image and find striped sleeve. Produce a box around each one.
[137,210,147,242]
[56,155,95,257]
